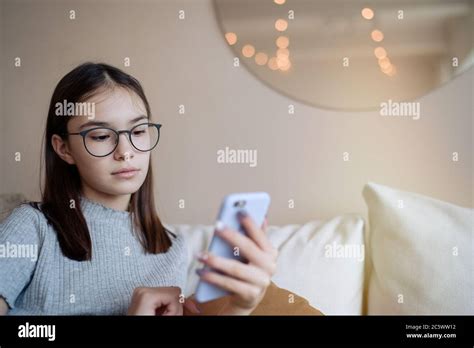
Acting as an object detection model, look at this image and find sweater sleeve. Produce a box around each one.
[177,234,189,294]
[0,204,42,310]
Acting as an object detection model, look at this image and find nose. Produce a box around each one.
[113,133,135,161]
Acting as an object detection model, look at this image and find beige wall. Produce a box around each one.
[0,0,472,225]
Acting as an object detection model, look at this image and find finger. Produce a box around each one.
[128,288,160,315]
[129,287,182,316]
[184,296,201,314]
[261,217,268,232]
[197,269,261,303]
[198,252,270,288]
[215,228,276,275]
[238,211,274,253]
[162,300,183,316]
[129,300,155,315]
[259,217,278,260]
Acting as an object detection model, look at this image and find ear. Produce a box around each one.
[51,134,76,165]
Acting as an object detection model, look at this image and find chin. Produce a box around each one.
[102,182,143,196]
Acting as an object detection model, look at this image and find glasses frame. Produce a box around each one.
[63,122,162,158]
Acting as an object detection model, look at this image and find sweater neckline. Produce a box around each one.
[80,196,132,220]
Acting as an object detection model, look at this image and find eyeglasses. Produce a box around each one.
[63,123,162,157]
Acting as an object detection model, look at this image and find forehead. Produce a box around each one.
[68,87,147,130]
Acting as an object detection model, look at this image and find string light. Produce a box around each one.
[374,47,387,59]
[275,19,288,32]
[381,64,397,76]
[361,8,374,20]
[226,4,292,73]
[225,32,237,45]
[242,44,256,58]
[371,29,384,42]
[378,57,391,70]
[268,57,279,70]
[255,52,269,66]
[276,35,289,49]
[277,47,290,58]
[279,59,292,71]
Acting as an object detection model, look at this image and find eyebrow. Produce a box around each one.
[79,115,148,130]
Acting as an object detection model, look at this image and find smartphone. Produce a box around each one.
[194,192,271,303]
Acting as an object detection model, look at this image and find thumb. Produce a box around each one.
[184,296,201,315]
[161,300,184,316]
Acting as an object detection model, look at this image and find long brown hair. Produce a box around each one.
[36,62,171,261]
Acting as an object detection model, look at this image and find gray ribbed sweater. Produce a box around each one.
[0,197,188,315]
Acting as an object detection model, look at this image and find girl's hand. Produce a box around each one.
[127,286,183,315]
[196,213,278,314]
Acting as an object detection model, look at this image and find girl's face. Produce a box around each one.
[54,87,151,199]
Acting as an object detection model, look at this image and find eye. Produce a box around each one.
[132,127,148,136]
[90,134,110,142]
[87,130,113,142]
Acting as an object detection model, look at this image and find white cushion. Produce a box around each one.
[165,223,215,297]
[167,213,366,315]
[267,215,365,315]
[363,182,473,314]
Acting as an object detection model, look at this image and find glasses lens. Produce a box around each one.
[130,123,159,151]
[84,128,118,156]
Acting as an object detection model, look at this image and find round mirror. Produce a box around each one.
[214,0,474,111]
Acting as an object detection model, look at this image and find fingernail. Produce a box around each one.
[215,220,225,232]
[196,269,206,276]
[237,210,248,219]
[197,252,208,261]
[190,302,201,314]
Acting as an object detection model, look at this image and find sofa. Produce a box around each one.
[1,182,472,315]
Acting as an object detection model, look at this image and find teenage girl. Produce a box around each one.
[0,63,277,315]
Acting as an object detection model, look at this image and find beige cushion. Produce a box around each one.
[363,182,473,314]
[184,282,323,315]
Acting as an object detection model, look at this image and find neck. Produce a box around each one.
[81,185,131,212]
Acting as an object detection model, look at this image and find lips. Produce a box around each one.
[111,167,140,175]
